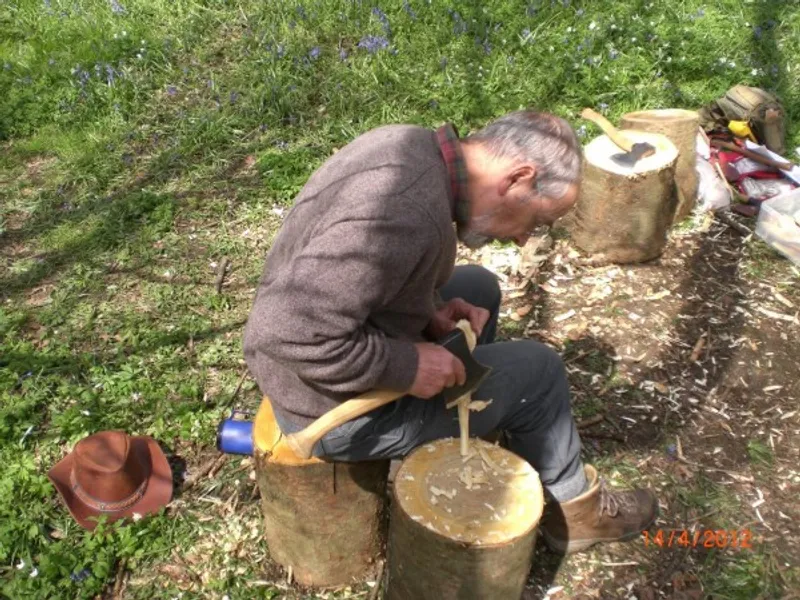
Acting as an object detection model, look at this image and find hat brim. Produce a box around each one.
[48,436,173,531]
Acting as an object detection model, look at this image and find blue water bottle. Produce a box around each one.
[216,409,255,455]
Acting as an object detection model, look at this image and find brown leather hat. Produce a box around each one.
[48,430,173,530]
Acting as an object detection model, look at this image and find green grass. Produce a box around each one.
[2,0,800,598]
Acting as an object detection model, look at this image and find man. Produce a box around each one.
[243,110,658,554]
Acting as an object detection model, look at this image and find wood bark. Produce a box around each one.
[568,131,679,264]
[253,397,389,587]
[620,109,700,223]
[386,438,543,600]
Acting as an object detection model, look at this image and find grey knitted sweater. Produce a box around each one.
[243,124,458,428]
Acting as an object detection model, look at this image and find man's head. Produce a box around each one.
[457,110,582,249]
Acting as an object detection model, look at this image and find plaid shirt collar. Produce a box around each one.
[435,123,469,225]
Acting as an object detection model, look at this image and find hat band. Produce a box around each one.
[69,470,148,513]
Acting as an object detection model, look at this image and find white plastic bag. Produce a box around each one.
[696,156,731,212]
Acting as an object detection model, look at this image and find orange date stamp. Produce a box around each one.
[642,529,753,549]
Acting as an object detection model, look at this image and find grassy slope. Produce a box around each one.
[1,0,799,598]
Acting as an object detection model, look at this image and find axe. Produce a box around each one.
[581,108,656,167]
[282,327,492,460]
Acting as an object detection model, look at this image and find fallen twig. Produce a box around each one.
[714,209,752,236]
[183,453,227,490]
[689,333,706,362]
[576,414,605,429]
[111,558,127,600]
[215,257,230,294]
[583,432,625,443]
[367,560,386,600]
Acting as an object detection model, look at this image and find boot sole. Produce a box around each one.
[541,514,659,555]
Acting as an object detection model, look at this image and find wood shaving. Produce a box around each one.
[478,446,527,477]
[468,400,493,412]
[429,486,457,500]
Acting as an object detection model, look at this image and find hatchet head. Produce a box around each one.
[437,328,493,403]
[611,141,656,168]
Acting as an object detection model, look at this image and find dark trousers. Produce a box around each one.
[277,265,587,502]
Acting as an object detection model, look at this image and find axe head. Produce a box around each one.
[437,328,493,403]
[611,141,656,168]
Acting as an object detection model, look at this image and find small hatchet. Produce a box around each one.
[282,327,492,460]
[581,108,656,167]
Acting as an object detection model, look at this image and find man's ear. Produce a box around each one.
[498,164,537,197]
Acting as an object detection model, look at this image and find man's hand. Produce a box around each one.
[426,298,490,341]
[409,342,466,399]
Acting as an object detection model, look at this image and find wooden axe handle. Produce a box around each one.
[710,139,793,171]
[580,108,634,153]
[283,389,405,459]
[282,322,479,460]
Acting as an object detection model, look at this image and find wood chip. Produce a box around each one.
[554,309,575,322]
[468,400,493,412]
[756,306,796,322]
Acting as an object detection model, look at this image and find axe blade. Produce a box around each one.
[437,328,493,403]
[611,141,656,168]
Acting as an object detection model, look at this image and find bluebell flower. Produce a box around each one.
[230,91,240,104]
[403,0,416,20]
[289,20,296,29]
[450,10,467,35]
[339,47,348,61]
[507,55,515,65]
[357,34,390,53]
[598,102,609,111]
[259,124,268,132]
[121,153,134,166]
[526,4,538,17]
[766,19,776,28]
[309,46,320,60]
[753,26,763,40]
[429,99,439,109]
[576,124,588,139]
[105,64,117,85]
[372,7,391,36]
[609,48,619,60]
[70,569,91,583]
[275,140,289,150]
[109,0,126,15]
[296,5,306,19]
[166,85,177,96]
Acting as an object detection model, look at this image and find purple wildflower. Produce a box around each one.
[309,46,320,60]
[526,4,537,17]
[371,7,391,36]
[275,140,289,150]
[598,102,609,111]
[403,0,416,20]
[429,99,439,109]
[121,153,134,166]
[339,47,348,61]
[296,5,306,19]
[357,34,390,54]
[259,124,268,132]
[70,569,91,583]
[753,26,763,40]
[166,85,177,96]
[109,0,126,15]
[609,48,619,60]
[105,64,117,85]
[230,91,240,104]
[449,10,467,35]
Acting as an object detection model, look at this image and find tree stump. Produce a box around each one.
[386,438,544,600]
[620,109,700,223]
[253,397,389,587]
[568,131,679,264]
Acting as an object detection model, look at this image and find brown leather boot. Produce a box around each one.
[540,465,659,554]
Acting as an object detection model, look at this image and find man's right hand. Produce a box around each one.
[409,342,466,399]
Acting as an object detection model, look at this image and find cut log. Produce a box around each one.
[568,131,679,264]
[386,438,544,600]
[253,397,389,587]
[620,109,700,223]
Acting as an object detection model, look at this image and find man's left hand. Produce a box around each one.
[426,298,490,341]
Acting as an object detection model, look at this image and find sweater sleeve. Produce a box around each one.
[247,203,437,395]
